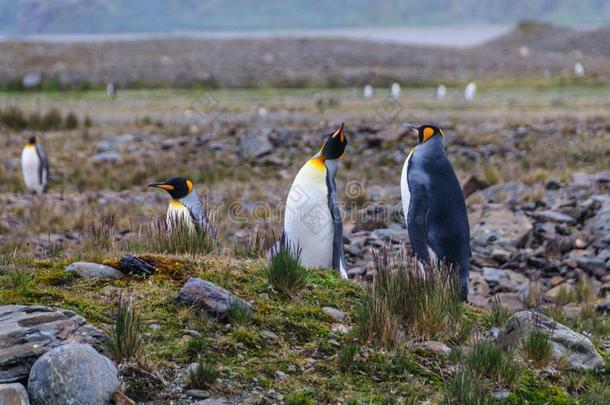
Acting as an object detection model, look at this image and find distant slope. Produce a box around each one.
[488,21,610,57]
[1,0,610,34]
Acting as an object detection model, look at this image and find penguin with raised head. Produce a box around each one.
[148,176,207,232]
[284,124,348,278]
[401,125,470,297]
[21,135,49,194]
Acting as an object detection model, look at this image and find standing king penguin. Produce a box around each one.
[284,124,348,278]
[148,176,207,232]
[21,136,49,194]
[401,125,470,297]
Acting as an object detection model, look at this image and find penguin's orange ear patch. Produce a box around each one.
[186,180,193,193]
[422,127,435,142]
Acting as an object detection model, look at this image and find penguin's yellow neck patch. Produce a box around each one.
[24,144,36,150]
[170,199,184,207]
[308,157,326,172]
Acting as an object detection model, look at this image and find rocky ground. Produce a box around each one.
[0,87,609,403]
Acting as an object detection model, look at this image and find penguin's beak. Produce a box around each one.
[331,122,345,142]
[148,181,174,191]
[405,124,419,137]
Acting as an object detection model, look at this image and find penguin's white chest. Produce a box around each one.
[166,200,195,231]
[400,148,414,222]
[284,160,334,269]
[21,146,43,193]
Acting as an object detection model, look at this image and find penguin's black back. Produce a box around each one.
[407,137,470,292]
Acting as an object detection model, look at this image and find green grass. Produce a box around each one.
[187,359,219,389]
[465,341,520,386]
[0,253,602,403]
[105,293,144,363]
[266,237,308,296]
[522,330,553,368]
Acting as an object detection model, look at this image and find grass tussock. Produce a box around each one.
[465,341,520,386]
[5,270,32,295]
[126,217,217,256]
[233,228,274,259]
[522,330,553,368]
[105,293,144,363]
[483,295,512,327]
[83,213,117,258]
[355,247,467,346]
[187,359,219,389]
[266,235,308,296]
[445,370,488,405]
[226,300,252,325]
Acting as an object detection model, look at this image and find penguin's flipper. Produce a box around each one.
[325,160,348,278]
[180,191,207,232]
[406,179,430,263]
[35,144,49,189]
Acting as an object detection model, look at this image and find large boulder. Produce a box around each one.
[175,277,253,319]
[28,343,119,405]
[65,262,125,280]
[0,383,29,405]
[470,204,533,255]
[497,311,605,371]
[0,305,106,383]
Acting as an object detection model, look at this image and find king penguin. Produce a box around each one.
[401,125,470,297]
[148,176,207,232]
[21,135,49,194]
[284,124,348,278]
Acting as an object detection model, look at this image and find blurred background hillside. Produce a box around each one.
[1,0,610,34]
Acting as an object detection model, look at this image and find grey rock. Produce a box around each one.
[586,197,610,236]
[0,305,106,383]
[322,307,345,322]
[409,341,451,356]
[477,181,532,204]
[533,210,577,224]
[493,292,526,312]
[175,277,253,320]
[27,343,119,405]
[91,151,121,164]
[262,330,278,341]
[0,383,30,405]
[186,389,210,400]
[239,129,273,159]
[470,205,533,254]
[65,262,124,280]
[482,267,529,294]
[497,311,605,371]
[347,266,365,276]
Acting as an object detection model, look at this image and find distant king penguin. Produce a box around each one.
[148,176,207,232]
[284,124,348,278]
[21,135,49,194]
[401,125,470,296]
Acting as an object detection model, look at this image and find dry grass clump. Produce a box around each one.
[233,227,274,259]
[355,247,467,347]
[125,217,217,256]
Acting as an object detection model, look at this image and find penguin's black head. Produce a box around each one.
[415,124,444,144]
[27,136,37,145]
[148,176,193,199]
[320,123,348,160]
